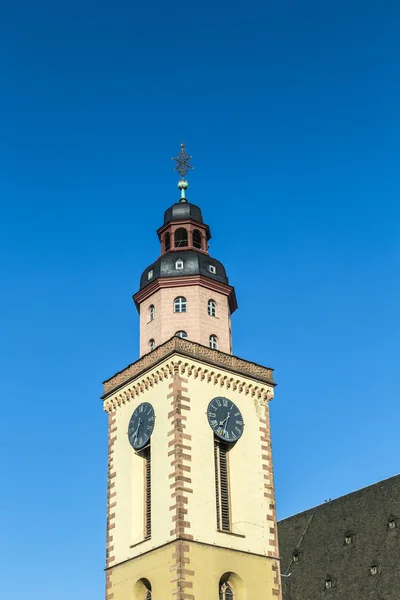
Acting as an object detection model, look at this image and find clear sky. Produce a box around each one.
[1,0,399,598]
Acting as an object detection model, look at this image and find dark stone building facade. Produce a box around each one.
[277,474,400,600]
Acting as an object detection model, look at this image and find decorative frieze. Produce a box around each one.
[103,337,274,397]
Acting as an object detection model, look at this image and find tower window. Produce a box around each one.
[193,229,202,249]
[164,232,171,252]
[149,305,155,321]
[175,330,188,339]
[208,299,217,317]
[145,592,151,600]
[210,335,218,350]
[209,264,217,274]
[214,441,231,532]
[175,259,184,270]
[219,581,234,600]
[174,296,187,313]
[149,339,155,351]
[147,270,153,280]
[175,228,188,248]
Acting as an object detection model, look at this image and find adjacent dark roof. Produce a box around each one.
[278,474,400,600]
[164,202,203,224]
[139,250,229,290]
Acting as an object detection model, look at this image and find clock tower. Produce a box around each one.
[102,146,282,600]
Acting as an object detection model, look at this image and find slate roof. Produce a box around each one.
[277,474,400,600]
[139,250,229,290]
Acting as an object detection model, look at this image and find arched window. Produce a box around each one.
[175,330,188,339]
[133,578,152,600]
[164,232,171,252]
[175,228,188,247]
[149,339,155,351]
[208,299,217,317]
[174,296,187,313]
[210,334,218,350]
[219,581,234,600]
[175,258,184,270]
[149,305,155,321]
[193,229,202,249]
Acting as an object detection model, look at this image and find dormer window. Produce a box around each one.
[175,259,184,270]
[325,579,332,589]
[292,552,299,563]
[388,517,397,529]
[344,534,353,545]
[147,270,153,280]
[209,264,217,274]
[370,564,380,575]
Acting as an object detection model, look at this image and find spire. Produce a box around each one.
[172,143,193,202]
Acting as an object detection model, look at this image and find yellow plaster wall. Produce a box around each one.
[108,543,176,600]
[184,360,275,556]
[108,541,278,600]
[188,542,278,600]
[111,378,172,566]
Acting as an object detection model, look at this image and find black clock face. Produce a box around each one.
[207,397,244,443]
[128,402,155,450]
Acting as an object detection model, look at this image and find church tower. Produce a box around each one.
[102,146,282,600]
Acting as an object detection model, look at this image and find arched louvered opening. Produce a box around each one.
[208,299,217,317]
[175,228,188,247]
[164,232,171,252]
[174,296,187,313]
[193,229,202,249]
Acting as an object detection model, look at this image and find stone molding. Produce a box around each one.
[105,412,117,599]
[103,356,274,414]
[103,337,274,398]
[133,274,238,314]
[259,401,282,600]
[167,368,195,598]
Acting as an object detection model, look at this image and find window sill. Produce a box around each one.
[216,529,245,538]
[130,537,151,549]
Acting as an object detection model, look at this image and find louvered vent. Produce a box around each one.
[144,446,151,539]
[214,440,230,532]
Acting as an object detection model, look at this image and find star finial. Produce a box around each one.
[172,143,194,180]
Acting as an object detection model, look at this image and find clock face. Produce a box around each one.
[207,397,244,443]
[128,402,155,450]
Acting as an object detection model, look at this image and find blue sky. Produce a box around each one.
[1,0,399,598]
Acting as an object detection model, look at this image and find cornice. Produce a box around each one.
[132,274,238,313]
[102,336,275,402]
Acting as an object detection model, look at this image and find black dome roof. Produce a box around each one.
[140,250,229,290]
[164,202,203,224]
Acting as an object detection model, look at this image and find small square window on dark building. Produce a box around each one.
[325,579,332,589]
[370,564,381,576]
[345,534,353,545]
[388,517,396,529]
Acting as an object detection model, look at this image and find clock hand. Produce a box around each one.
[133,418,142,442]
[222,413,231,436]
